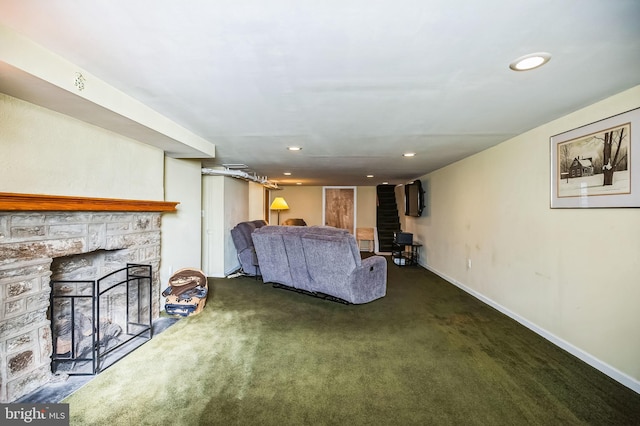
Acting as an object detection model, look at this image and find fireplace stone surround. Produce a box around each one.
[0,193,177,403]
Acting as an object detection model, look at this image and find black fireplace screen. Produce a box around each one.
[50,263,153,375]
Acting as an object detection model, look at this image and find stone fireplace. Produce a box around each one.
[0,192,177,402]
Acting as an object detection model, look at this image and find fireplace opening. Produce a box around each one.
[49,263,152,375]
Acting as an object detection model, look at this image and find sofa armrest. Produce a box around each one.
[349,255,387,304]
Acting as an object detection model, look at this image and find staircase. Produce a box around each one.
[376,185,401,253]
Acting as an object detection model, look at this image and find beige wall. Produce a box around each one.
[224,177,250,274]
[356,186,377,229]
[404,85,640,391]
[270,186,323,225]
[1,92,203,313]
[202,176,225,277]
[0,93,164,200]
[271,185,377,229]
[161,158,203,303]
[248,181,268,221]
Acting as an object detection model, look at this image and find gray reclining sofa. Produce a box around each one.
[251,225,387,304]
[230,220,267,276]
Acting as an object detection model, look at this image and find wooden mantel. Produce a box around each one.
[0,192,178,212]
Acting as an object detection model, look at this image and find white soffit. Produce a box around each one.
[0,24,215,159]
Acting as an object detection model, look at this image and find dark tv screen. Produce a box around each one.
[405,180,425,217]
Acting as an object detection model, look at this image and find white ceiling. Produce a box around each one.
[1,0,639,186]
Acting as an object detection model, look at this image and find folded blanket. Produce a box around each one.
[166,268,207,296]
[163,268,209,317]
[162,285,208,300]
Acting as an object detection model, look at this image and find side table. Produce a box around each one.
[392,243,422,266]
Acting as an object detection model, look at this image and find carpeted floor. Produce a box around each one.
[64,257,640,425]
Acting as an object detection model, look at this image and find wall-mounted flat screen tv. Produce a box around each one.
[405,180,425,217]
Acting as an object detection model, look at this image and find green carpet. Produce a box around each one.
[64,259,640,425]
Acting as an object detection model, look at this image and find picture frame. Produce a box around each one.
[323,186,356,234]
[550,107,640,208]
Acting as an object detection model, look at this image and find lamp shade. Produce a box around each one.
[270,197,289,211]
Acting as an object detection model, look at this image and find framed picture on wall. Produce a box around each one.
[550,107,640,208]
[322,186,356,233]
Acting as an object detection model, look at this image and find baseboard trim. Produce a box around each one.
[421,262,640,395]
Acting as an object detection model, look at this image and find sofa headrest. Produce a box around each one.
[304,226,349,235]
[254,225,307,234]
[253,225,350,236]
[300,232,361,266]
[251,219,267,228]
[231,221,259,250]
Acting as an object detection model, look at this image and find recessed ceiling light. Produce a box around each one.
[366,174,374,178]
[287,146,302,151]
[283,172,292,176]
[509,52,551,71]
[382,181,389,185]
[403,152,416,157]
